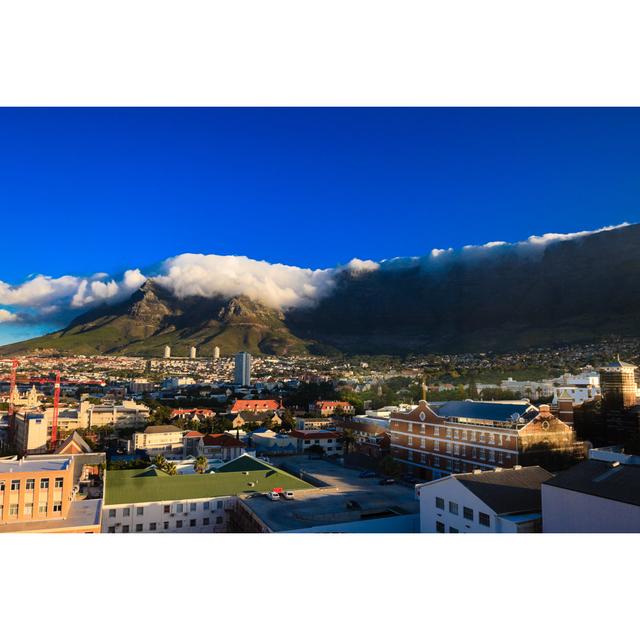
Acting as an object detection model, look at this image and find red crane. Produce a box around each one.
[50,371,61,450]
[7,358,19,438]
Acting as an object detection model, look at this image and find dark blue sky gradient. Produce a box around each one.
[1,107,639,283]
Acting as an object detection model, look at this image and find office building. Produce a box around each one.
[600,357,638,409]
[234,352,252,386]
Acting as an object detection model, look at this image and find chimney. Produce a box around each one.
[538,404,551,417]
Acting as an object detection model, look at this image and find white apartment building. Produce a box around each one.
[418,466,553,533]
[133,425,184,456]
[14,411,49,455]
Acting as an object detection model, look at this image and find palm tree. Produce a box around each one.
[152,454,167,469]
[340,428,357,456]
[165,462,178,476]
[193,455,208,474]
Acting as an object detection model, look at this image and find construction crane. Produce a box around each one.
[7,358,19,437]
[50,371,61,449]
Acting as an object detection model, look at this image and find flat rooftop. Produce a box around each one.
[242,456,419,532]
[0,499,102,533]
[0,457,71,475]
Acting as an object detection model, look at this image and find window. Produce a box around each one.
[108,526,116,533]
[176,520,183,529]
[203,502,210,511]
[461,430,467,441]
[407,451,413,462]
[11,479,20,492]
[446,428,452,438]
[190,503,197,512]
[135,524,143,532]
[176,504,184,513]
[408,424,413,433]
[54,477,64,489]
[122,525,130,533]
[433,426,439,436]
[53,501,62,513]
[24,503,33,517]
[420,438,425,449]
[163,505,170,514]
[9,504,19,517]
[26,479,35,490]
[39,503,48,514]
[163,522,169,530]
[203,517,210,526]
[434,440,440,452]
[40,478,49,490]
[463,507,474,521]
[0,481,4,492]
[479,512,491,527]
[435,497,445,510]
[216,501,223,510]
[449,501,458,515]
[436,521,445,533]
[109,509,116,518]
[123,507,130,517]
[407,436,413,446]
[449,526,459,533]
[190,519,196,527]
[216,516,223,524]
[149,522,157,531]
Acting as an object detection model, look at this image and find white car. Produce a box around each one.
[282,491,295,500]
[266,491,280,501]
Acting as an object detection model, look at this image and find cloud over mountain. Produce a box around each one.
[0,223,630,328]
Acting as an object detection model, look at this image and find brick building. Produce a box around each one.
[390,399,584,481]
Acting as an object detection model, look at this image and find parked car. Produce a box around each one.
[379,477,395,485]
[282,491,295,500]
[266,491,280,501]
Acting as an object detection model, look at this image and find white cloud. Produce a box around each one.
[0,309,19,323]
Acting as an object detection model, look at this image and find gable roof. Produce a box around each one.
[202,433,244,448]
[453,466,553,515]
[143,424,182,434]
[231,399,279,412]
[436,400,538,423]
[55,431,93,454]
[543,460,640,507]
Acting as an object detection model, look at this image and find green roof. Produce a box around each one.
[104,455,312,506]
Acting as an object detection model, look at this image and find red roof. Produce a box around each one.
[316,401,352,409]
[170,408,215,418]
[290,430,338,441]
[184,431,204,438]
[202,433,244,448]
[231,399,279,413]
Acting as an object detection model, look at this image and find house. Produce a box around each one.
[183,431,206,457]
[101,454,311,533]
[289,430,343,456]
[230,399,280,413]
[295,416,334,430]
[250,429,297,455]
[133,425,184,457]
[232,410,282,429]
[310,400,355,416]
[169,408,215,422]
[391,400,585,481]
[201,433,245,461]
[418,465,554,533]
[541,457,640,532]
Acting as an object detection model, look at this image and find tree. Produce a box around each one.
[165,462,178,476]
[193,456,208,474]
[340,428,357,456]
[279,408,296,430]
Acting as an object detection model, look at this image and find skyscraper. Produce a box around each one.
[213,345,220,360]
[190,346,197,359]
[234,352,251,386]
[600,357,638,409]
[164,345,171,358]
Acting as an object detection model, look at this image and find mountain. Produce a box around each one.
[2,223,640,356]
[0,281,316,357]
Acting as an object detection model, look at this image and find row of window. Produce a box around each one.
[435,497,491,527]
[0,501,62,519]
[404,424,513,446]
[107,516,223,533]
[108,500,225,518]
[0,477,64,492]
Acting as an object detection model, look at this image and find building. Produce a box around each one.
[201,433,245,460]
[600,357,638,410]
[133,425,184,457]
[542,457,640,533]
[169,408,215,422]
[0,455,102,533]
[418,465,553,533]
[213,346,220,359]
[15,411,49,455]
[129,378,154,394]
[295,416,334,430]
[79,399,150,430]
[101,454,310,533]
[234,351,252,387]
[164,345,171,358]
[250,429,296,455]
[190,346,197,359]
[311,400,355,416]
[232,410,281,429]
[390,399,584,481]
[335,420,390,458]
[289,429,343,456]
[230,398,279,413]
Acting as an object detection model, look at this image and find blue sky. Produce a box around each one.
[1,107,639,344]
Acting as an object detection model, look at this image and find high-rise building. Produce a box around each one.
[213,345,220,360]
[234,352,252,386]
[190,346,197,359]
[600,357,638,409]
[164,345,171,358]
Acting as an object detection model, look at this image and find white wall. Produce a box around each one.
[542,485,640,533]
